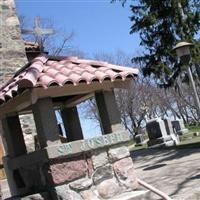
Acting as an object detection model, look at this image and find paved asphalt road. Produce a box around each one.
[132,148,200,200]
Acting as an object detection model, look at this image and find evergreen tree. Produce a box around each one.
[112,0,200,87]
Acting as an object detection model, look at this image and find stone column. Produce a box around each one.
[1,115,27,157]
[61,106,83,141]
[1,115,27,196]
[32,98,61,148]
[1,0,36,153]
[95,90,123,134]
[0,0,27,83]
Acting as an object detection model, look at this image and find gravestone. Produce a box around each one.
[164,118,174,135]
[146,118,176,147]
[135,134,145,146]
[146,118,167,139]
[172,119,188,135]
[164,118,180,145]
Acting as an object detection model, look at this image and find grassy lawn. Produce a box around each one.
[129,125,200,151]
[186,125,200,133]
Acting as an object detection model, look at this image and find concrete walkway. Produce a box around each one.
[132,148,200,200]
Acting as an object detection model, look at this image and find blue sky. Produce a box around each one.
[15,0,141,57]
[15,0,141,138]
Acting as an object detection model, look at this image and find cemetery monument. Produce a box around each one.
[172,119,188,135]
[146,118,180,147]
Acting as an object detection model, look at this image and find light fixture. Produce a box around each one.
[173,41,200,119]
[173,42,193,63]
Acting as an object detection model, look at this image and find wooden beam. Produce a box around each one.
[64,93,94,108]
[0,79,132,118]
[34,79,131,100]
[0,89,38,118]
[18,93,94,115]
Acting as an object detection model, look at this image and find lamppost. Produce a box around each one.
[173,41,200,119]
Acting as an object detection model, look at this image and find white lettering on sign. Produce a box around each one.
[57,132,130,156]
[57,143,73,156]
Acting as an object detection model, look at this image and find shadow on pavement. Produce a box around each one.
[131,143,200,166]
[188,174,200,180]
[143,163,167,171]
[131,144,200,198]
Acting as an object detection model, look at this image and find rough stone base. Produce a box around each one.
[11,145,138,200]
[4,132,139,200]
[47,145,138,200]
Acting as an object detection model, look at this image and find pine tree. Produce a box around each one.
[112,0,200,86]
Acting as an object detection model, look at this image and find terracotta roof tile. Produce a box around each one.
[0,54,139,105]
[24,41,40,51]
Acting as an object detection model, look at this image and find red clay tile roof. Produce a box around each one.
[0,54,139,104]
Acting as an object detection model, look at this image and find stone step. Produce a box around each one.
[111,190,152,200]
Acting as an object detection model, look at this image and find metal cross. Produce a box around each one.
[22,17,55,52]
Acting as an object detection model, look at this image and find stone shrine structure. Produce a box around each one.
[0,51,148,200]
[0,1,174,199]
[1,1,169,199]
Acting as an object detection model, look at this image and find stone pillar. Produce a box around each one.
[61,106,83,141]
[0,0,27,83]
[1,115,27,157]
[32,98,61,148]
[3,156,18,196]
[95,90,123,134]
[1,0,36,153]
[0,115,27,196]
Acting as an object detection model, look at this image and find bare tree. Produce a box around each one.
[83,51,200,137]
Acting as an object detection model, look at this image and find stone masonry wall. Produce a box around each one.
[46,144,138,200]
[0,0,27,83]
[12,144,138,200]
[0,0,36,153]
[5,132,146,199]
